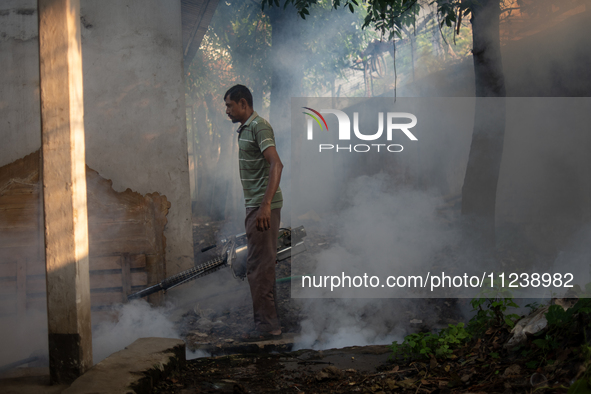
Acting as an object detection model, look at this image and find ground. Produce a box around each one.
[155,314,588,394]
[155,218,591,394]
[181,217,464,352]
[153,329,587,393]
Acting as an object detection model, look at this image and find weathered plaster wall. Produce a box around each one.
[0,1,41,164]
[79,0,193,275]
[0,0,194,275]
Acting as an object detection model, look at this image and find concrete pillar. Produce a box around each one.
[38,0,92,384]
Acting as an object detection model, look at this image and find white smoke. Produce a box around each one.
[290,172,464,350]
[92,299,180,363]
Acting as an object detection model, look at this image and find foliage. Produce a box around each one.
[530,333,559,362]
[545,283,591,330]
[262,0,360,20]
[546,298,591,329]
[262,0,467,39]
[468,278,520,335]
[263,0,555,48]
[186,0,271,105]
[568,345,591,394]
[291,1,373,95]
[525,286,591,371]
[361,0,421,39]
[469,297,520,330]
[389,291,591,373]
[390,288,521,361]
[525,301,540,313]
[390,323,470,360]
[263,0,477,98]
[188,1,372,103]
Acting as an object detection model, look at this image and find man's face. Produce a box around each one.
[225,96,247,124]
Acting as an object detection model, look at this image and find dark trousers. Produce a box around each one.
[244,207,281,332]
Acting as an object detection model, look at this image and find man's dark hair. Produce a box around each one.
[224,84,253,108]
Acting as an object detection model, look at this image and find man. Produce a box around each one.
[224,84,283,341]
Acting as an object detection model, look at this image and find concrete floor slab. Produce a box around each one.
[190,332,297,356]
[63,337,185,394]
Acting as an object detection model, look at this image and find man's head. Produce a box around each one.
[224,84,253,125]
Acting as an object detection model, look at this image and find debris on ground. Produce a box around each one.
[174,218,591,393]
[154,297,591,393]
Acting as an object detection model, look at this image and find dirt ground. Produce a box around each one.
[153,331,585,394]
[156,315,586,394]
[154,345,397,394]
[154,218,588,394]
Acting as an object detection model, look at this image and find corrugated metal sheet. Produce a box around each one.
[181,0,219,68]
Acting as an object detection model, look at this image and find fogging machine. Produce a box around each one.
[127,226,307,300]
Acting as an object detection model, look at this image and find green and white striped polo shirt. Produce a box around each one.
[237,112,283,209]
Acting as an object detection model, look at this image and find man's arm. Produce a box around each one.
[256,146,283,231]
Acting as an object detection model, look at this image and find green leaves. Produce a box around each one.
[546,298,591,329]
[437,2,456,27]
[390,323,471,361]
[546,304,570,326]
[532,334,559,352]
[261,0,281,11]
[504,314,520,328]
[388,292,591,386]
[262,0,477,44]
[525,360,538,369]
[567,378,591,394]
[469,295,520,335]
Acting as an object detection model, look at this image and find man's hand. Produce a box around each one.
[255,204,272,231]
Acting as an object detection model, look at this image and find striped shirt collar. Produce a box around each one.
[237,111,258,133]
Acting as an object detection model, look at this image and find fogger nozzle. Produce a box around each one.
[127,226,307,300]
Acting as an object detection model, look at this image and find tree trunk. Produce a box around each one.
[470,0,506,98]
[461,0,506,253]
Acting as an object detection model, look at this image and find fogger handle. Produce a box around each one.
[200,244,216,253]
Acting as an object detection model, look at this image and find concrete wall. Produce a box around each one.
[0,1,41,162]
[0,0,194,275]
